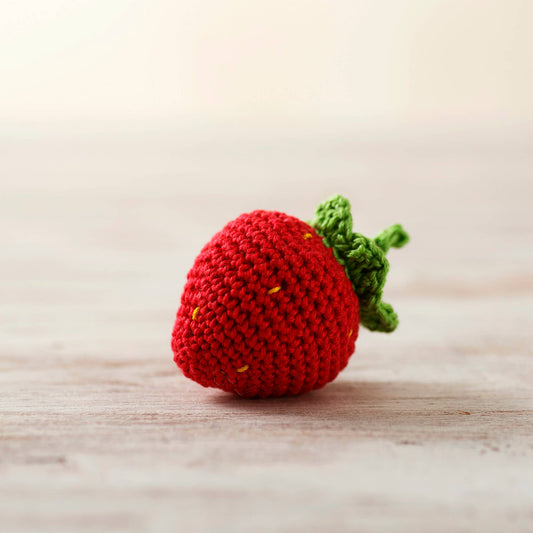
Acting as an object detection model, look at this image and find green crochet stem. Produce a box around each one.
[310,195,409,333]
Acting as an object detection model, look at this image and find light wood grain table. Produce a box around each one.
[1,124,532,532]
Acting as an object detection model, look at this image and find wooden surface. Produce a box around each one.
[1,124,532,532]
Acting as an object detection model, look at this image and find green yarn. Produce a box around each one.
[310,195,409,333]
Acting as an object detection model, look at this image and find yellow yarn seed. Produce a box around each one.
[303,233,313,239]
[236,364,249,373]
[348,329,353,337]
[192,306,200,321]
[267,286,281,294]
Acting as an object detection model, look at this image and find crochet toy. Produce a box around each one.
[171,195,409,398]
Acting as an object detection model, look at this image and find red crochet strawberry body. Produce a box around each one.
[172,210,359,397]
[171,195,409,398]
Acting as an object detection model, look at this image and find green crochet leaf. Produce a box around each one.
[310,195,409,333]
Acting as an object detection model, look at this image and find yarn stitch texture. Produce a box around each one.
[171,195,409,398]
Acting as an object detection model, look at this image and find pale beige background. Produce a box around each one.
[1,2,532,532]
[2,0,533,123]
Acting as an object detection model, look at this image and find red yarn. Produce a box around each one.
[171,210,359,398]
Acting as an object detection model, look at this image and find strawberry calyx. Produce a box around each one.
[310,195,409,333]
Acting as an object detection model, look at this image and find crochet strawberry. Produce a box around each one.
[171,195,409,398]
